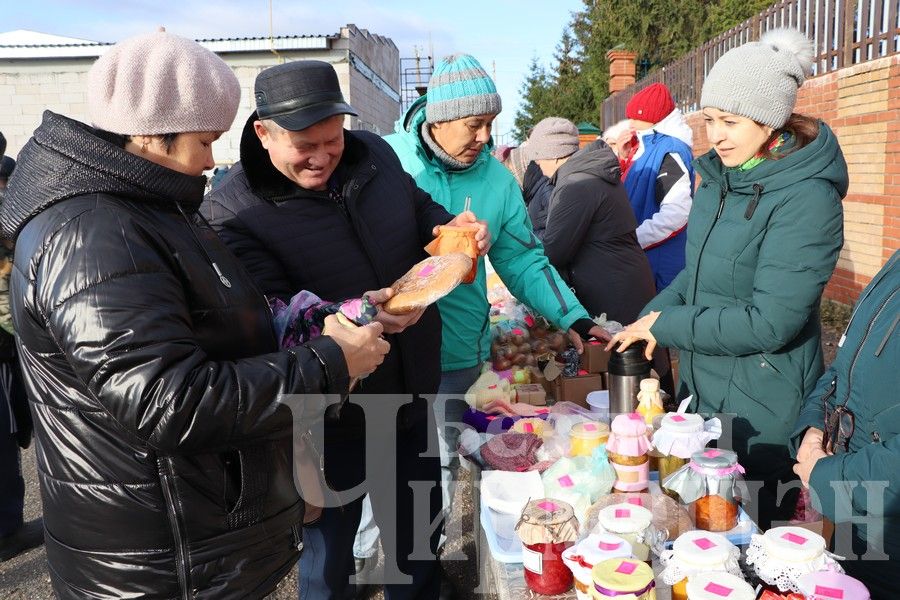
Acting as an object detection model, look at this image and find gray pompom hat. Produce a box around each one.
[700,28,815,129]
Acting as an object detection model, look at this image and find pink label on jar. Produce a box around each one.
[598,541,622,551]
[558,475,574,488]
[522,423,534,433]
[614,561,637,575]
[614,509,631,518]
[704,583,733,597]
[417,264,435,277]
[583,423,598,432]
[671,415,686,422]
[693,537,717,550]
[627,413,642,421]
[626,497,644,507]
[813,586,844,599]
[703,449,722,458]
[512,328,524,335]
[781,532,808,545]
[536,408,549,414]
[537,501,559,512]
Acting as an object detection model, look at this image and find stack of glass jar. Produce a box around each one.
[606,414,651,493]
[650,412,722,492]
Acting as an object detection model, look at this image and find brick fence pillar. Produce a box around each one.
[606,49,638,93]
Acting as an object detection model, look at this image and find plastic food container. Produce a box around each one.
[570,421,610,456]
[480,470,544,543]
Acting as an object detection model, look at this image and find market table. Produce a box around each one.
[471,462,674,600]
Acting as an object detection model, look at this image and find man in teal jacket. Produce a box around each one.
[792,251,898,598]
[383,54,603,549]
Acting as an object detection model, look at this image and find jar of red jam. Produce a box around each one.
[661,449,744,531]
[515,498,580,595]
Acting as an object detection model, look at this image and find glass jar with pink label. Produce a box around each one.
[685,572,757,600]
[745,526,844,594]
[658,531,742,600]
[570,421,610,456]
[590,557,656,600]
[515,498,580,595]
[662,448,744,531]
[651,412,722,490]
[606,413,651,493]
[593,502,658,561]
[561,534,633,600]
[797,571,870,600]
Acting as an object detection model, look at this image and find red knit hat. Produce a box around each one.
[625,83,675,124]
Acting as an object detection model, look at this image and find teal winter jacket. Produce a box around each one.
[384,97,591,370]
[791,251,898,590]
[645,122,847,475]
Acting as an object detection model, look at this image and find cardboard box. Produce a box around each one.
[580,341,611,373]
[552,373,605,409]
[514,383,547,406]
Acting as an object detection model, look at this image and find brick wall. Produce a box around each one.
[683,54,900,306]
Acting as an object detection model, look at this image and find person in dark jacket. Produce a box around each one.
[791,250,898,597]
[0,32,388,600]
[202,60,487,600]
[537,118,656,326]
[522,159,553,241]
[0,146,43,563]
[609,29,846,530]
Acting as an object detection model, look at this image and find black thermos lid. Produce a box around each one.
[608,342,652,377]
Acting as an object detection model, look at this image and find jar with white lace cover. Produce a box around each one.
[745,526,843,593]
[658,530,742,600]
[591,502,660,561]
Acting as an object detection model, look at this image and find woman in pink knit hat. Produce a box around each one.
[0,30,388,599]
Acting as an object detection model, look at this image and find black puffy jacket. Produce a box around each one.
[203,116,452,407]
[0,111,349,600]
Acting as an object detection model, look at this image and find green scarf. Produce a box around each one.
[736,132,791,171]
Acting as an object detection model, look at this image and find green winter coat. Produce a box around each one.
[646,122,847,477]
[384,96,590,371]
[790,251,898,594]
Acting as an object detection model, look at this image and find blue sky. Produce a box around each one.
[6,0,587,142]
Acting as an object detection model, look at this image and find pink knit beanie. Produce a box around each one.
[87,31,241,135]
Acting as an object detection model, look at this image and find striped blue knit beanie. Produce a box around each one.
[426,54,502,123]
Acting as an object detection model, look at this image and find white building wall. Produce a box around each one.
[0,27,401,167]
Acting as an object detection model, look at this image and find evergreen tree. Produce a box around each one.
[515,0,784,133]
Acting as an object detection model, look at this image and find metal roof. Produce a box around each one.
[0,29,335,59]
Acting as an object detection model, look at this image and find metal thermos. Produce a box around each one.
[607,343,651,416]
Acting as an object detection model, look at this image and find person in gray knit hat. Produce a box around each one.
[609,28,848,536]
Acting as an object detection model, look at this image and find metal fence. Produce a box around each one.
[601,0,900,128]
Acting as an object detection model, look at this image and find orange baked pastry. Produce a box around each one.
[383,253,471,315]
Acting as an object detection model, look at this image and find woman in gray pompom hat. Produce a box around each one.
[609,29,848,531]
[0,30,386,599]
